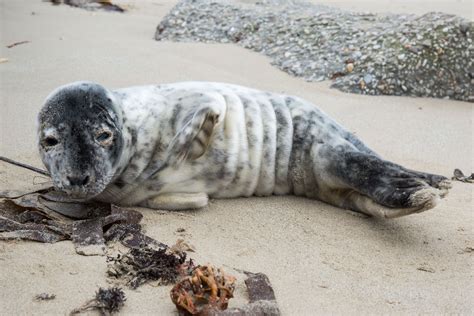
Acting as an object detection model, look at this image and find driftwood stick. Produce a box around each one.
[0,156,50,177]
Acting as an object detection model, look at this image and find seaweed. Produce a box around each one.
[452,169,474,183]
[107,245,192,289]
[34,293,56,301]
[71,287,126,315]
[48,0,126,12]
[170,265,236,315]
[0,185,144,255]
[1,156,281,315]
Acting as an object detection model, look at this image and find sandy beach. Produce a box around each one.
[0,0,473,314]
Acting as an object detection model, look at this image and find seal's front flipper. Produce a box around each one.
[141,192,209,210]
[167,105,221,163]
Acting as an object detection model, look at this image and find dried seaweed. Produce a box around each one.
[107,246,191,289]
[0,215,69,243]
[71,205,143,255]
[104,223,166,249]
[49,0,125,12]
[452,169,474,183]
[35,293,56,301]
[170,270,280,316]
[170,265,236,315]
[0,182,144,255]
[212,272,280,316]
[1,156,281,315]
[71,287,126,315]
[6,41,31,49]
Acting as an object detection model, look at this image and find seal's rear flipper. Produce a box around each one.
[314,145,450,218]
[324,188,441,219]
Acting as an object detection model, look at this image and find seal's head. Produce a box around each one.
[37,81,124,199]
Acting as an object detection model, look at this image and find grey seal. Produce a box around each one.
[37,81,451,219]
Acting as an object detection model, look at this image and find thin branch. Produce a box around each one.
[6,40,30,48]
[0,156,50,177]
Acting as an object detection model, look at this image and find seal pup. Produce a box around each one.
[37,81,451,219]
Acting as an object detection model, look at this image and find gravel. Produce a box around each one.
[155,0,473,102]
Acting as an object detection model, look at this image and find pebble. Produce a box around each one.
[155,0,473,102]
[363,74,374,84]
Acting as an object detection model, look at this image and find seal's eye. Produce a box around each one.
[43,136,59,147]
[96,130,113,145]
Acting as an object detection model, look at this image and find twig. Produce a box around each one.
[0,156,50,176]
[6,41,30,48]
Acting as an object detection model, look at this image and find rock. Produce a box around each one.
[154,0,473,102]
[346,63,354,72]
[363,74,373,84]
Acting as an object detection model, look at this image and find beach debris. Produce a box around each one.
[170,265,236,315]
[170,238,196,254]
[417,265,435,273]
[71,205,143,256]
[48,0,125,12]
[71,287,126,315]
[170,270,280,316]
[244,272,277,303]
[34,293,56,301]
[225,272,280,316]
[103,222,166,249]
[0,156,49,176]
[1,157,281,314]
[0,213,70,243]
[452,169,474,183]
[107,245,192,289]
[0,183,147,255]
[0,156,158,255]
[0,58,8,64]
[457,246,474,254]
[156,0,473,102]
[6,41,30,49]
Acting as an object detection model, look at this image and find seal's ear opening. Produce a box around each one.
[167,107,219,163]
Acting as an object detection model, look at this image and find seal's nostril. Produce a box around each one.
[67,175,90,186]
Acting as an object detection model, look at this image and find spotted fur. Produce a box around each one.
[37,81,451,218]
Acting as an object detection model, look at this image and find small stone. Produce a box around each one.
[460,22,469,34]
[346,63,354,72]
[363,74,373,84]
[421,39,431,47]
